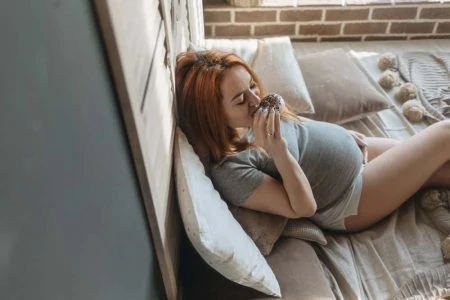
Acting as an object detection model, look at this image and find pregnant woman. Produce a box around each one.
[175,49,450,232]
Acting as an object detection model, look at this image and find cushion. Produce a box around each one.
[252,37,314,114]
[203,38,258,64]
[174,127,281,297]
[229,205,288,256]
[198,37,315,114]
[297,48,392,124]
[282,218,327,246]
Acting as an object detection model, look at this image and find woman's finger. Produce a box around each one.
[254,108,268,142]
[274,110,281,138]
[267,109,275,138]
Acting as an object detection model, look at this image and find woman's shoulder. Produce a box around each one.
[211,146,266,170]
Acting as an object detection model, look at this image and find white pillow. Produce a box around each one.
[253,37,314,114]
[174,128,281,297]
[203,37,314,114]
[203,38,258,64]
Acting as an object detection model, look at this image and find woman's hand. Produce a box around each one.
[252,108,288,157]
[348,129,367,148]
[348,129,369,164]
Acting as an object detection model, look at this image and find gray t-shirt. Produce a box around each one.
[209,120,364,210]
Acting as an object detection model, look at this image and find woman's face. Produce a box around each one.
[220,65,261,129]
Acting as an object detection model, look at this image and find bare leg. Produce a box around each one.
[364,137,450,188]
[345,120,450,232]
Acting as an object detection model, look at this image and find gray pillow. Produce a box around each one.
[297,48,392,124]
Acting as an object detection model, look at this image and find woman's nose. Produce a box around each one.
[247,90,260,107]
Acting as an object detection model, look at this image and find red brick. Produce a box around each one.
[364,35,408,41]
[344,22,387,34]
[346,0,390,4]
[372,7,417,20]
[204,11,231,23]
[204,25,213,37]
[235,11,277,22]
[299,24,341,35]
[437,22,450,33]
[254,24,296,36]
[390,22,435,34]
[215,25,251,36]
[325,9,369,21]
[410,35,450,40]
[321,36,362,42]
[290,37,318,42]
[420,7,450,19]
[280,9,322,22]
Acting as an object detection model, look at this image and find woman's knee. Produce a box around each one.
[429,120,450,145]
[434,120,450,133]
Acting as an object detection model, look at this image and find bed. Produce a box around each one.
[179,39,450,300]
[95,0,450,298]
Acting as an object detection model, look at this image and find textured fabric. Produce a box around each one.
[282,218,327,245]
[297,48,392,124]
[174,128,281,297]
[229,205,287,256]
[393,265,450,300]
[397,52,450,120]
[210,120,364,219]
[317,196,450,299]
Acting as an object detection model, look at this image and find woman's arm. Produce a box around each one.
[240,109,316,219]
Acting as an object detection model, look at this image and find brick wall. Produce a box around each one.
[204,3,450,41]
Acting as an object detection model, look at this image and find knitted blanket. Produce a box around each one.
[397,52,450,120]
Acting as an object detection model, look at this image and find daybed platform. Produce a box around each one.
[180,39,450,300]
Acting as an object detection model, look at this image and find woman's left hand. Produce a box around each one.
[348,130,367,148]
[348,129,369,164]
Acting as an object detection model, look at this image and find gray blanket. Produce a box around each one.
[397,52,450,120]
[318,196,450,300]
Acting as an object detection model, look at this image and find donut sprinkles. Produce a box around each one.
[258,93,285,113]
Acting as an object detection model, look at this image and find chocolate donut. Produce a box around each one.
[258,93,285,113]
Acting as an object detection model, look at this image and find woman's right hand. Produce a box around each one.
[253,108,288,157]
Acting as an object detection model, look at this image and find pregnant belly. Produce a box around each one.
[300,121,363,209]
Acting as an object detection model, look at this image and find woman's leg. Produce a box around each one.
[345,120,450,232]
[364,136,450,188]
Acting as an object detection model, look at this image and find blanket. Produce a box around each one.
[317,196,450,300]
[397,52,450,121]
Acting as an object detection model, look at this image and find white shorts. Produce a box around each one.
[311,167,364,231]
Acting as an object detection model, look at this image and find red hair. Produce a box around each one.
[175,50,298,167]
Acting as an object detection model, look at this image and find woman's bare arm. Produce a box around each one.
[240,109,316,218]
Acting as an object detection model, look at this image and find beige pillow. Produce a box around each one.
[229,205,287,256]
[297,48,392,124]
[253,37,314,114]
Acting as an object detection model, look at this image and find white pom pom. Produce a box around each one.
[402,100,425,122]
[442,236,450,260]
[378,70,399,91]
[395,83,417,103]
[378,53,397,71]
[420,189,445,211]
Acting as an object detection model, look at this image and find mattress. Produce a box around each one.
[181,39,450,300]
